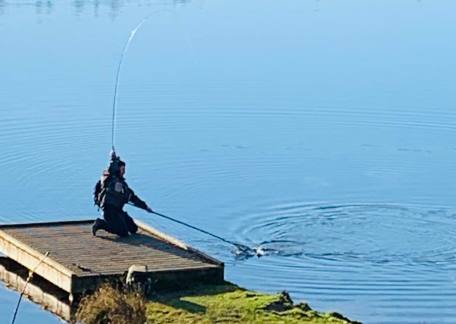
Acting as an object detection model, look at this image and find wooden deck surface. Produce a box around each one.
[0,220,223,294]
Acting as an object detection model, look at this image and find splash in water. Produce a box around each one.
[233,239,305,260]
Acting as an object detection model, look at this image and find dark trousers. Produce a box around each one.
[95,206,138,237]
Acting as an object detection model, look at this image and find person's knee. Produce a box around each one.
[122,212,138,234]
[129,223,138,234]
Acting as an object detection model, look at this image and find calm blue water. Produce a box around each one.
[1,1,456,323]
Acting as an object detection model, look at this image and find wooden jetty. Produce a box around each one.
[0,219,224,320]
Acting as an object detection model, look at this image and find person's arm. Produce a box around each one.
[127,185,152,212]
[93,180,102,206]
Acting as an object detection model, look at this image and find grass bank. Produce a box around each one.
[147,282,359,323]
[76,282,360,323]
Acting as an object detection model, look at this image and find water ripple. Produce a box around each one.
[235,202,456,266]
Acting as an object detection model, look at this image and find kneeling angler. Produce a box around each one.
[92,152,153,237]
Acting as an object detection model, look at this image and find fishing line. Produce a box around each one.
[110,9,189,153]
[11,251,50,324]
[111,18,148,153]
[111,10,169,151]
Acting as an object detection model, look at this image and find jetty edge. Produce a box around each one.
[0,219,359,323]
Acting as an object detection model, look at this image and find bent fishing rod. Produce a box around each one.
[110,20,254,255]
[111,18,148,153]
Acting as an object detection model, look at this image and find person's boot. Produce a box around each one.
[92,218,103,236]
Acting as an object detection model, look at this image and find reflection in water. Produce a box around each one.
[0,257,73,322]
[73,0,121,17]
[0,0,53,16]
[36,1,53,15]
[0,0,189,16]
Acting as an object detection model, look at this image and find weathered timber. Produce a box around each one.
[0,256,74,321]
[0,219,224,296]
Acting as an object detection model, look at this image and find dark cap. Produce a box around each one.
[108,151,126,175]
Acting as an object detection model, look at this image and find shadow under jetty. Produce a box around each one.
[0,256,74,321]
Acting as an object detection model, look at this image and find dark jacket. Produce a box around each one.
[94,171,148,211]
